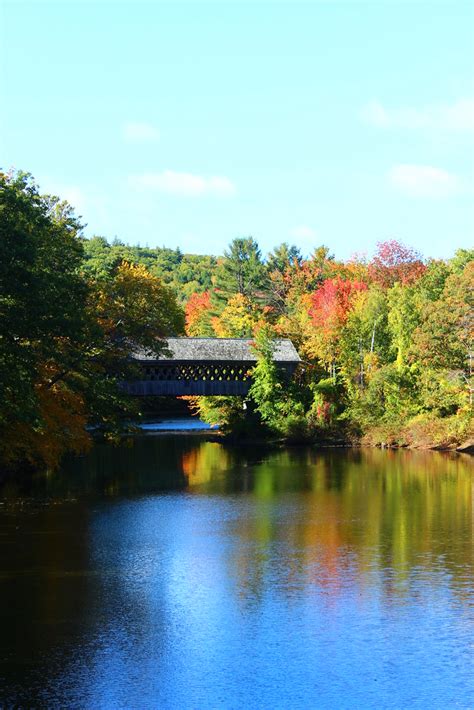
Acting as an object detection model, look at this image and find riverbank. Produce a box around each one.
[205,429,474,454]
[359,414,473,453]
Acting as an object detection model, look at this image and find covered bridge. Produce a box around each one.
[122,337,301,396]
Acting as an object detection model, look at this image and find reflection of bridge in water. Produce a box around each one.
[122,337,301,396]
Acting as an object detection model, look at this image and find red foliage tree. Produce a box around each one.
[309,277,367,331]
[368,240,425,287]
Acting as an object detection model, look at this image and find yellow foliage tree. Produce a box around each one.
[212,293,264,338]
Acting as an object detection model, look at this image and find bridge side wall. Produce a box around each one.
[121,359,299,396]
[121,380,251,396]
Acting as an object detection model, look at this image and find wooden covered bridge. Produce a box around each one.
[122,337,301,396]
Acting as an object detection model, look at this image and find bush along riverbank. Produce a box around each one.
[203,416,473,452]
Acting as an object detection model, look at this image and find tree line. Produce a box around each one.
[182,238,472,448]
[1,171,472,471]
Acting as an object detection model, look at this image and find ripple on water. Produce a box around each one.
[0,443,473,708]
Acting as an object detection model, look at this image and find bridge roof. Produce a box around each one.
[134,337,301,363]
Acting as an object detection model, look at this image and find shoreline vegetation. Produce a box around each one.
[142,429,474,454]
[151,424,473,453]
[0,170,472,476]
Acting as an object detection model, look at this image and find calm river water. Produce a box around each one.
[0,436,473,708]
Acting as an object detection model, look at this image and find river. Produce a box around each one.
[0,435,473,708]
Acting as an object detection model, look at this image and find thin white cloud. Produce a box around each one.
[128,170,236,197]
[122,122,160,142]
[388,164,462,198]
[289,225,316,240]
[361,98,474,133]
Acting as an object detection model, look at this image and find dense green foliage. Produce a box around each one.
[1,170,472,470]
[0,174,87,430]
[83,236,217,302]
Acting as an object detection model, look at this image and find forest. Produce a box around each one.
[1,171,472,472]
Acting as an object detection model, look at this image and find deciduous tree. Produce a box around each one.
[369,240,425,287]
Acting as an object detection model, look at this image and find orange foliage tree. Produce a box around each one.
[185,291,214,336]
[307,277,367,370]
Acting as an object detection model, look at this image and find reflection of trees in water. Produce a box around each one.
[2,439,472,613]
[181,442,231,486]
[177,439,472,605]
[0,442,472,703]
[188,446,473,606]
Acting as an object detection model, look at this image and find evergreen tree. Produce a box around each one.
[214,237,268,302]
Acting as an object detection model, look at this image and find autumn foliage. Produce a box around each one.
[185,291,212,336]
[309,277,368,330]
[368,240,426,287]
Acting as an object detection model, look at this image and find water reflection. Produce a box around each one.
[0,438,472,707]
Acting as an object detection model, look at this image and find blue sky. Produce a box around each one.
[2,0,473,260]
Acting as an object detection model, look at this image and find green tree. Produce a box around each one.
[339,286,389,392]
[411,261,473,405]
[387,283,420,369]
[0,171,88,430]
[267,242,302,273]
[0,172,96,468]
[450,248,474,274]
[249,326,307,438]
[214,237,268,302]
[266,242,302,315]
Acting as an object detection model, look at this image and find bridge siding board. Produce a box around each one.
[122,380,251,396]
